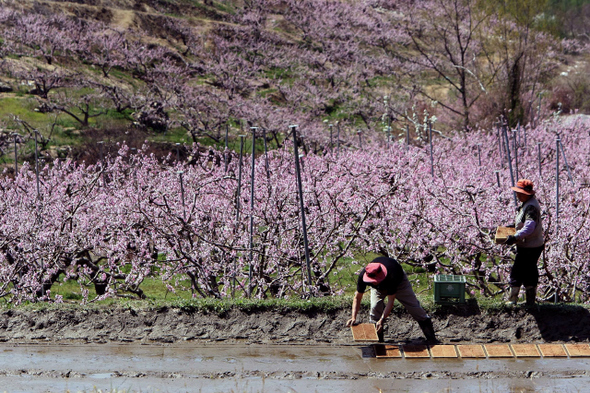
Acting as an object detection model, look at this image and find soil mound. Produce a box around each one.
[0,305,589,345]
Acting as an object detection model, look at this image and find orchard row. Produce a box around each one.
[0,116,588,303]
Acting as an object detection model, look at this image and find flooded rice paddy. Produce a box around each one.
[0,343,589,392]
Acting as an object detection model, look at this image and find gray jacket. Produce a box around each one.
[515,196,544,248]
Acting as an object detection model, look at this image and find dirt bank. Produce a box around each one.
[0,303,589,345]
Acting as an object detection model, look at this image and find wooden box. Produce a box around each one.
[495,226,516,244]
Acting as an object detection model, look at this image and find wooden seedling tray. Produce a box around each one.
[565,343,590,357]
[429,345,458,358]
[484,344,514,358]
[351,323,378,342]
[402,345,430,358]
[511,344,540,357]
[495,226,516,244]
[374,344,402,358]
[457,344,486,358]
[537,344,568,357]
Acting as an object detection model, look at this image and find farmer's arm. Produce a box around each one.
[346,291,364,327]
[375,294,396,332]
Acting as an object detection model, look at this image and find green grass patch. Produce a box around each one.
[4,272,590,317]
[0,97,50,124]
[7,289,588,317]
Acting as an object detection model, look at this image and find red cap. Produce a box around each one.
[511,179,535,195]
[363,263,387,284]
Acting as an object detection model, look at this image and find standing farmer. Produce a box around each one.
[504,179,545,306]
[346,256,436,343]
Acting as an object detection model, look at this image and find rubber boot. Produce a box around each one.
[377,329,384,343]
[525,286,537,308]
[506,286,520,306]
[418,318,438,344]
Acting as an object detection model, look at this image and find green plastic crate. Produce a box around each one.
[434,274,466,304]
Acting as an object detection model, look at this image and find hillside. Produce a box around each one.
[0,0,588,170]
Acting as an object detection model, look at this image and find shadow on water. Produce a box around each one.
[360,345,376,358]
[529,303,590,342]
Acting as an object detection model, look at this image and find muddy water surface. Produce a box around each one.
[0,343,588,392]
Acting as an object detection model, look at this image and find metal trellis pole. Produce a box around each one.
[502,125,518,207]
[224,124,229,173]
[13,133,17,174]
[34,130,40,199]
[357,130,362,150]
[555,138,560,233]
[233,134,246,297]
[98,141,104,163]
[429,122,434,177]
[386,118,391,148]
[537,142,542,178]
[236,135,245,223]
[512,130,519,179]
[336,123,341,158]
[290,125,313,293]
[248,127,257,297]
[477,144,482,167]
[558,139,574,185]
[178,171,186,222]
[497,125,504,165]
[263,128,270,183]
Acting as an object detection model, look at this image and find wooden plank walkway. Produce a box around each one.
[369,343,590,359]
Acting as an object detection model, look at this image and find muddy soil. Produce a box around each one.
[0,304,589,345]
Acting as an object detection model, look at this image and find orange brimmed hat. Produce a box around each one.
[511,179,535,195]
[363,263,387,284]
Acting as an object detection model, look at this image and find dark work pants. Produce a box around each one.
[369,275,429,323]
[510,245,544,287]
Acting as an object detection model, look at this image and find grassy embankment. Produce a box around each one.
[0,255,528,316]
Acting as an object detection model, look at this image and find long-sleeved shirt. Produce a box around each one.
[516,219,536,239]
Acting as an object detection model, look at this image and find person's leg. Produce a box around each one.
[521,246,543,306]
[395,276,436,342]
[395,276,429,321]
[507,286,520,305]
[370,288,387,342]
[369,287,387,323]
[508,248,526,304]
[525,286,537,306]
[417,318,437,343]
[519,246,543,287]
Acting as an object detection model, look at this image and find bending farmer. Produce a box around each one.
[504,179,545,306]
[346,256,436,343]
